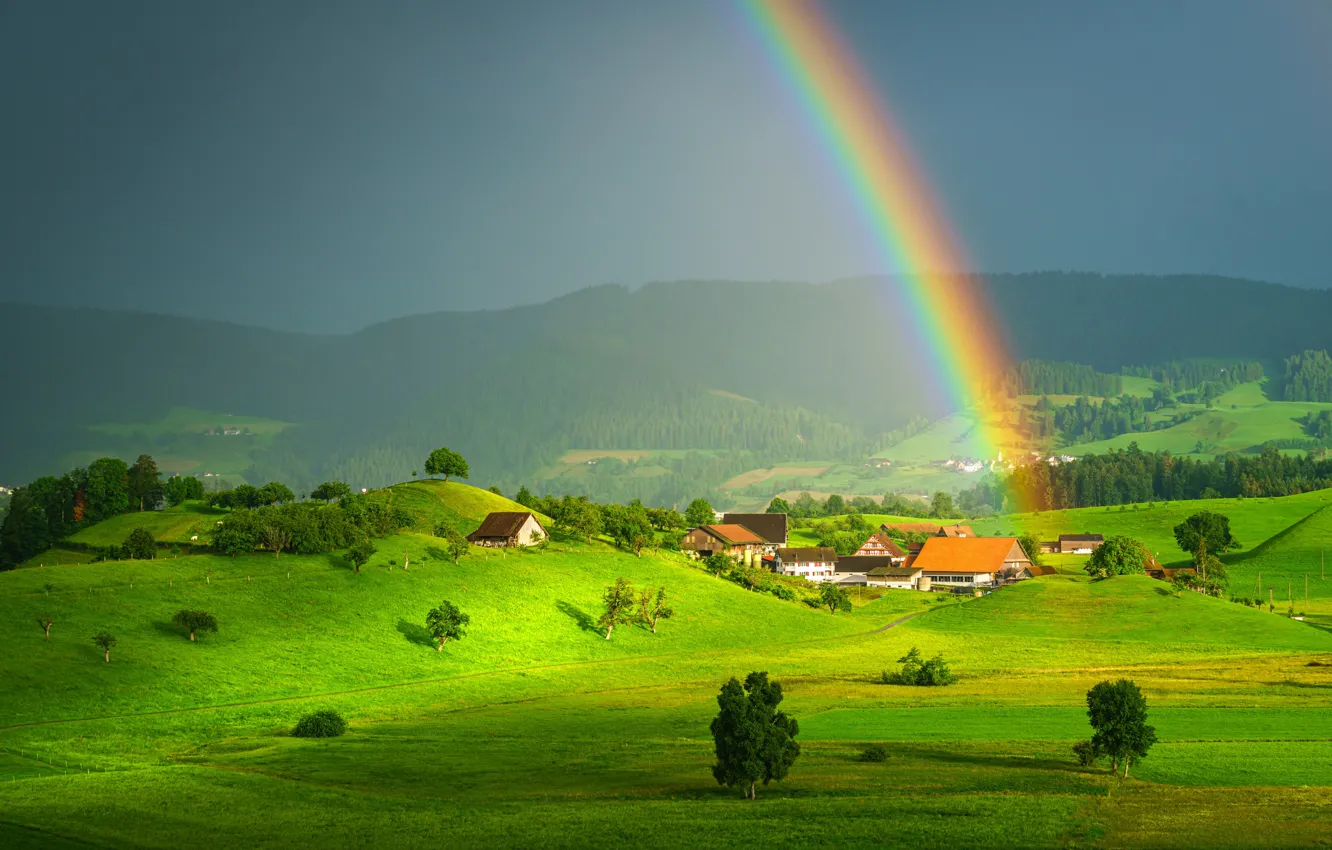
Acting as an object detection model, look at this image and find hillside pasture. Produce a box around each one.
[6,482,1332,846]
[64,502,225,549]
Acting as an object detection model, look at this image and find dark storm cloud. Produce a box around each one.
[1,0,1328,332]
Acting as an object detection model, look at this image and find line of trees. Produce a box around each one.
[1000,360,1123,398]
[210,496,415,559]
[0,455,210,569]
[1282,350,1332,402]
[965,444,1332,512]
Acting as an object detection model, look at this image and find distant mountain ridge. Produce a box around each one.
[2,273,1330,500]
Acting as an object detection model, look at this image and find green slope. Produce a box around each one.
[64,502,226,549]
[973,489,1332,565]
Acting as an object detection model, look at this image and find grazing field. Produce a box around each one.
[722,464,832,489]
[63,502,226,549]
[4,482,1332,847]
[973,489,1332,565]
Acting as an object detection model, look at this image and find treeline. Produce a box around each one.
[1123,360,1263,395]
[207,496,414,558]
[1022,394,1194,444]
[964,444,1332,512]
[1000,361,1122,398]
[0,455,206,569]
[1281,350,1332,402]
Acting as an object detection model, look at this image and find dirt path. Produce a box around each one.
[872,610,930,633]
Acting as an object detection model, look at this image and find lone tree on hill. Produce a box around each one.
[1173,511,1238,556]
[710,671,800,800]
[1086,679,1157,778]
[425,600,470,651]
[346,539,376,574]
[92,631,117,662]
[819,582,852,615]
[124,527,156,560]
[424,447,469,483]
[1084,536,1153,579]
[599,577,637,640]
[37,615,52,641]
[638,586,674,634]
[684,498,715,529]
[704,552,734,577]
[173,609,219,641]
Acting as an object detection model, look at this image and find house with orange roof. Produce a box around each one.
[681,524,768,559]
[910,536,1032,589]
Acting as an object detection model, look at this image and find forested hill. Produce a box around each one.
[3,273,1331,501]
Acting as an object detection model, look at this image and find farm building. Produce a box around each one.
[867,565,924,589]
[771,547,838,581]
[1058,534,1104,554]
[879,522,975,539]
[909,537,1032,589]
[854,532,907,561]
[681,524,768,559]
[939,524,976,538]
[466,512,549,548]
[721,513,789,551]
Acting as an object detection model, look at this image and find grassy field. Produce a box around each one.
[59,406,296,485]
[4,483,1332,847]
[63,502,226,549]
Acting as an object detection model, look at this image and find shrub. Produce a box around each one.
[895,647,958,686]
[1072,740,1100,767]
[293,710,348,738]
[859,745,889,763]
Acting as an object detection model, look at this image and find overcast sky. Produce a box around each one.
[2,0,1329,332]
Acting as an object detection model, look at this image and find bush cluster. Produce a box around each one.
[293,710,348,738]
[881,647,957,687]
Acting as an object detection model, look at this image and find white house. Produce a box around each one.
[771,547,838,581]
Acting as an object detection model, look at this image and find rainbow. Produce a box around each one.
[737,0,1019,465]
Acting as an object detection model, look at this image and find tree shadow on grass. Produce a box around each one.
[396,619,435,649]
[150,620,188,640]
[556,601,599,634]
[424,546,451,563]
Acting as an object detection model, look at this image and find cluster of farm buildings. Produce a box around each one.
[463,508,1186,591]
[682,514,1065,591]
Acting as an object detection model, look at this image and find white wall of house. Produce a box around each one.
[515,514,546,546]
[922,572,993,586]
[867,578,917,590]
[782,561,836,581]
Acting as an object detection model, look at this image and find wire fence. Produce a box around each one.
[0,745,114,782]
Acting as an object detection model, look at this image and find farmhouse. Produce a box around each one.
[854,532,907,561]
[938,524,976,538]
[879,522,975,539]
[466,512,548,548]
[771,547,838,580]
[721,513,788,552]
[681,524,767,559]
[910,537,1032,589]
[1058,534,1104,554]
[834,554,922,589]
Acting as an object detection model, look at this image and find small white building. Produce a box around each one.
[866,565,924,590]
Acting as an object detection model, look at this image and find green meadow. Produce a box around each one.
[4,483,1332,847]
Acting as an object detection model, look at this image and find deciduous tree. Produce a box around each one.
[425,600,470,651]
[710,671,800,800]
[1086,679,1157,778]
[638,587,673,634]
[1084,536,1153,579]
[311,481,353,503]
[766,497,790,515]
[172,609,219,641]
[1173,511,1238,556]
[37,615,52,641]
[262,522,292,559]
[819,582,851,614]
[346,539,376,574]
[599,577,637,640]
[92,631,117,662]
[424,447,469,483]
[123,527,156,560]
[684,498,715,529]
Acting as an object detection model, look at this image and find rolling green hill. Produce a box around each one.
[4,483,1332,846]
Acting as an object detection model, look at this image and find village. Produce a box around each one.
[459,504,1193,595]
